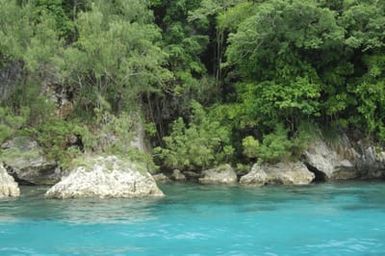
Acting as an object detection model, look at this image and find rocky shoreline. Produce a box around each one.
[156,134,385,185]
[1,133,385,199]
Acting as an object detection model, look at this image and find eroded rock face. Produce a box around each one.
[357,146,385,179]
[43,82,74,119]
[45,156,164,199]
[240,162,315,186]
[0,164,20,198]
[1,137,61,185]
[303,136,361,180]
[303,136,385,181]
[199,164,237,184]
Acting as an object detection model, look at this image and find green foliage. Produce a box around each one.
[33,119,89,166]
[1,0,385,171]
[217,1,256,32]
[59,1,172,115]
[242,121,319,163]
[8,82,56,126]
[0,107,29,143]
[340,1,385,51]
[0,0,63,74]
[291,121,320,157]
[242,136,259,159]
[144,122,158,138]
[235,163,251,176]
[353,54,385,140]
[242,125,292,163]
[235,78,321,129]
[90,110,135,154]
[226,0,344,80]
[149,0,218,126]
[155,101,234,170]
[32,0,74,38]
[222,0,385,144]
[257,125,292,163]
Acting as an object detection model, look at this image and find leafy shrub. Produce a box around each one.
[34,119,89,167]
[155,101,234,171]
[242,136,260,159]
[242,124,292,163]
[0,107,29,143]
[291,121,320,157]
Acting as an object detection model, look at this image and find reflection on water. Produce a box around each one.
[0,181,385,255]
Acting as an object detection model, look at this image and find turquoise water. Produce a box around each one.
[1,182,385,256]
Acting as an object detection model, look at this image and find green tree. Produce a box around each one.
[59,1,172,116]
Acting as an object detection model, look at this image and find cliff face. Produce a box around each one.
[0,61,23,103]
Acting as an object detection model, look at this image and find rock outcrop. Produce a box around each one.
[0,164,20,198]
[45,156,164,199]
[129,118,149,153]
[199,164,237,184]
[303,136,360,180]
[43,82,74,118]
[1,137,61,185]
[240,162,315,186]
[170,169,186,181]
[357,145,385,179]
[152,173,171,183]
[303,135,385,181]
[0,61,23,103]
[183,171,201,180]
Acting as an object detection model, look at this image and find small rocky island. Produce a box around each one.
[45,155,164,199]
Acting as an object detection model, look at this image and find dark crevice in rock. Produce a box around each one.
[304,163,327,183]
[12,177,36,186]
[182,171,202,182]
[3,164,35,186]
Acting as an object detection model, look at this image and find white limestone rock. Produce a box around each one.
[46,156,164,199]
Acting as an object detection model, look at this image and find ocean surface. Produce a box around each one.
[0,182,385,255]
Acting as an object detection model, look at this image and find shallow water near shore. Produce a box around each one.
[0,182,385,255]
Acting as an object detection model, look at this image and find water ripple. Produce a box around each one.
[0,183,384,255]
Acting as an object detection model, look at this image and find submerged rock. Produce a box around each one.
[199,164,237,184]
[1,137,60,185]
[45,156,164,199]
[240,162,315,186]
[0,164,20,198]
[171,169,186,181]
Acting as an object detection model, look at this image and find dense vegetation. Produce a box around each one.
[0,0,384,172]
